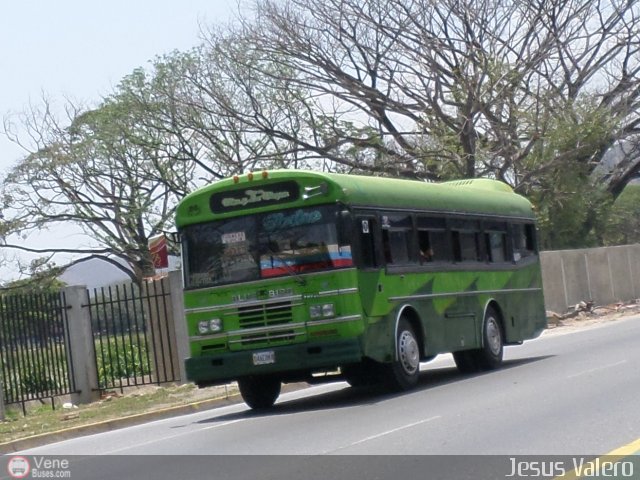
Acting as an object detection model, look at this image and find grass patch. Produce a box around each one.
[0,383,238,445]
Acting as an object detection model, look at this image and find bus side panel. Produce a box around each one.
[357,262,546,362]
[491,263,547,343]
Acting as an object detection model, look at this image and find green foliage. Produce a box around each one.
[601,184,640,246]
[521,99,618,250]
[531,165,614,250]
[95,336,151,388]
[1,343,70,402]
[1,259,65,295]
[21,366,61,395]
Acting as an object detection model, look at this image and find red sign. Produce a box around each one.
[149,235,169,269]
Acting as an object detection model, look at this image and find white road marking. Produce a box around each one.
[566,360,628,379]
[101,419,247,454]
[327,415,442,453]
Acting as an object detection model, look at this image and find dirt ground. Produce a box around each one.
[545,299,640,332]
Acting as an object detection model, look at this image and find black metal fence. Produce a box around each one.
[0,291,77,414]
[86,279,179,393]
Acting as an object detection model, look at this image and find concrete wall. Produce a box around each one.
[541,244,640,313]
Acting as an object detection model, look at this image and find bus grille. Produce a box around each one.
[237,301,293,329]
[239,330,297,346]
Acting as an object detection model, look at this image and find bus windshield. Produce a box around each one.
[182,204,353,288]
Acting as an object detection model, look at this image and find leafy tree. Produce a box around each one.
[523,99,617,248]
[0,259,65,295]
[602,183,640,246]
[3,0,640,262]
[2,93,187,282]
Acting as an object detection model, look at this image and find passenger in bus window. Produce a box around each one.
[418,231,434,262]
[420,247,433,262]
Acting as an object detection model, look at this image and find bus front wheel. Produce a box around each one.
[238,376,281,410]
[384,318,420,390]
[342,360,381,387]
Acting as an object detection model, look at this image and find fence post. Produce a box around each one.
[0,379,5,420]
[64,286,101,405]
[168,270,189,385]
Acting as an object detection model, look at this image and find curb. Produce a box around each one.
[0,392,242,454]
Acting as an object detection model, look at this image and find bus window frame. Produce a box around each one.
[449,218,483,264]
[510,221,538,263]
[352,208,539,274]
[415,215,452,265]
[380,212,417,267]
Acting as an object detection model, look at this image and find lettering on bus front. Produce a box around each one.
[209,181,299,213]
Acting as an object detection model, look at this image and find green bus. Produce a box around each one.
[176,170,546,409]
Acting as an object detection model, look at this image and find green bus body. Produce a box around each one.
[176,170,546,407]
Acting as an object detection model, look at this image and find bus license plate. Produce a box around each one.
[252,351,275,365]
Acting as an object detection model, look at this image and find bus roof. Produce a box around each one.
[175,170,535,227]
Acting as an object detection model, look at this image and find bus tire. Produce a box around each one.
[475,306,504,370]
[454,307,504,374]
[238,376,281,410]
[384,318,420,390]
[342,360,381,387]
[453,350,479,374]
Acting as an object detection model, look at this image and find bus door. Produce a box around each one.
[354,215,388,317]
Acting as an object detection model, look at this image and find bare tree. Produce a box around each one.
[3,0,639,267]
[208,0,640,190]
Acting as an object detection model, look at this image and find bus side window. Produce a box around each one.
[453,231,481,262]
[417,229,449,263]
[417,230,433,262]
[484,221,508,263]
[381,214,414,265]
[450,219,481,262]
[512,223,537,261]
[486,232,507,262]
[416,216,449,263]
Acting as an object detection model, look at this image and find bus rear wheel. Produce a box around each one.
[384,318,420,391]
[238,376,281,410]
[452,349,478,374]
[475,307,504,370]
[453,306,504,373]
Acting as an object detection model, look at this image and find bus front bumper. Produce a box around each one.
[185,339,363,386]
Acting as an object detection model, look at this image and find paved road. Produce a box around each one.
[6,316,640,478]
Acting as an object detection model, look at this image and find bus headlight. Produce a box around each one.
[198,318,222,335]
[310,303,335,319]
[322,303,335,317]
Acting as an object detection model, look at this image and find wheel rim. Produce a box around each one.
[398,330,420,374]
[485,316,502,356]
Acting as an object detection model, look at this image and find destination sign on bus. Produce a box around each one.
[210,181,299,213]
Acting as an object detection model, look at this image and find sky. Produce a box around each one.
[0,0,238,282]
